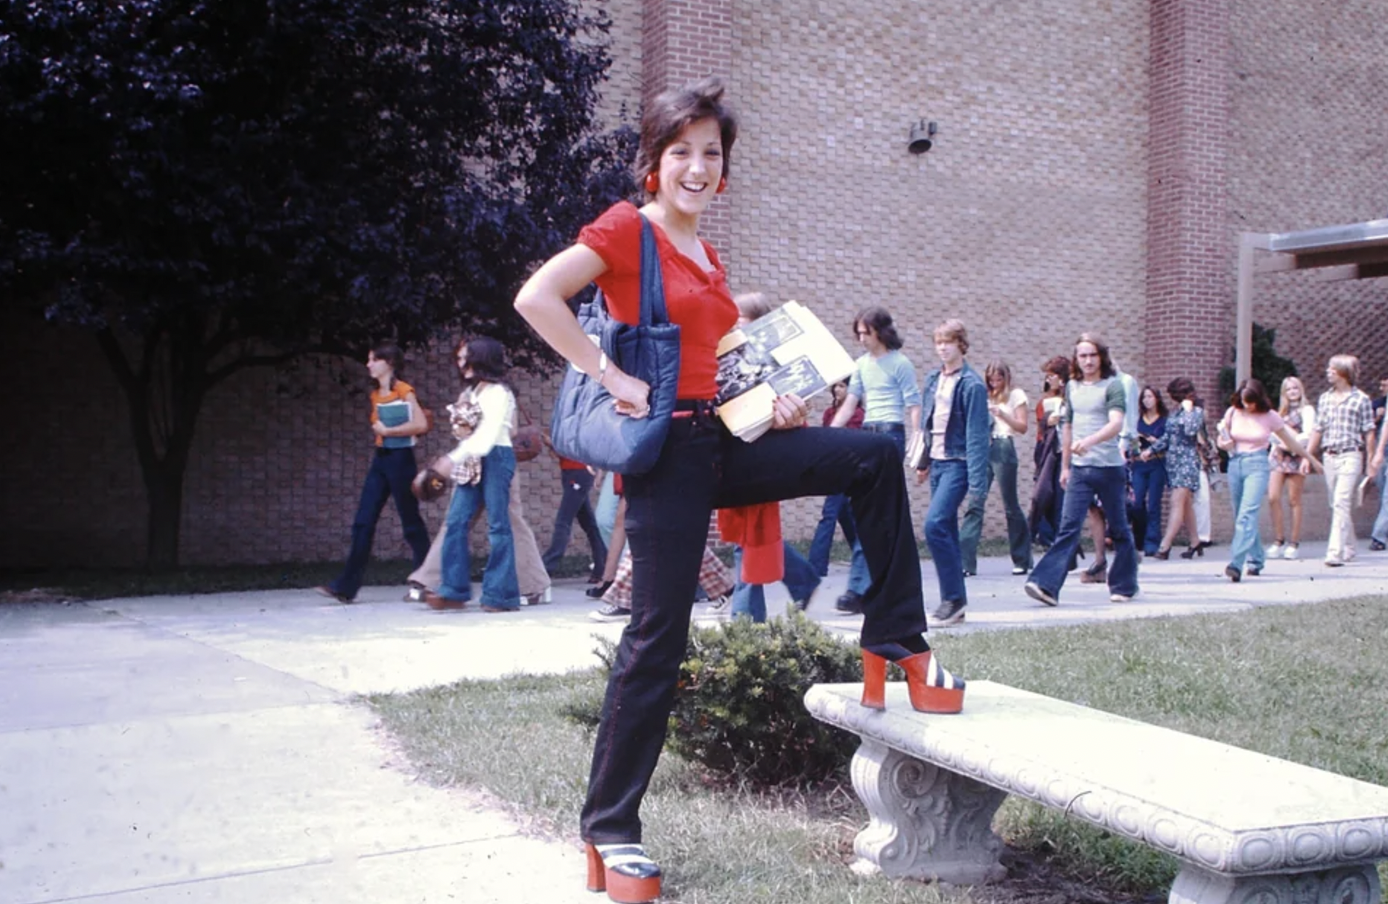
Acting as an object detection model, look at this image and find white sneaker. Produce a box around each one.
[1109,592,1136,603]
[1266,542,1284,559]
[1283,544,1299,560]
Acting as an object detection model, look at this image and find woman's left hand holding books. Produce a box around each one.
[770,393,808,430]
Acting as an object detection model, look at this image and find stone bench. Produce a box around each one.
[804,680,1388,904]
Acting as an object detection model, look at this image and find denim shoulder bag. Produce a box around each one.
[549,214,681,474]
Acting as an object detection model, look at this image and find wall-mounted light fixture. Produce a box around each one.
[908,120,937,154]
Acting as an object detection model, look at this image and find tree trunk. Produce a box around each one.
[95,326,205,573]
[144,462,185,571]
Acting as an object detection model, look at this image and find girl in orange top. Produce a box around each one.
[315,342,431,603]
[515,77,964,903]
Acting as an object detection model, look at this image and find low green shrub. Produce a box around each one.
[565,612,864,788]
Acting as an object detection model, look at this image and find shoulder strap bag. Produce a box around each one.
[549,214,681,474]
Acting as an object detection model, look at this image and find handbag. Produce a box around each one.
[549,214,681,474]
[512,404,544,463]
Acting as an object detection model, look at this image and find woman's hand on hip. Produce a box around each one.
[771,393,809,430]
[606,368,652,419]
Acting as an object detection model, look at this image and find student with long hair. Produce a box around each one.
[316,342,431,603]
[422,336,522,611]
[828,304,922,613]
[1150,377,1203,559]
[1028,355,1071,550]
[1131,386,1169,556]
[1024,334,1138,606]
[514,77,963,903]
[959,360,1032,576]
[1266,375,1317,559]
[1215,379,1318,581]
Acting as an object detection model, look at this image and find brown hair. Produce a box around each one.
[733,291,773,321]
[1070,333,1114,380]
[933,319,970,355]
[854,306,903,350]
[1231,378,1272,413]
[635,77,738,195]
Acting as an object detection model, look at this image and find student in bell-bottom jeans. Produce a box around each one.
[924,459,971,606]
[1028,465,1139,601]
[436,445,521,609]
[958,436,1033,574]
[845,423,907,595]
[729,542,820,622]
[581,416,926,846]
[1226,451,1271,573]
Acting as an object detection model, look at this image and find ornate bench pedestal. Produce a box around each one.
[805,681,1388,904]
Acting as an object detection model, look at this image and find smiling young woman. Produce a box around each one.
[514,77,965,903]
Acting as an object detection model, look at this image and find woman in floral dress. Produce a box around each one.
[1147,377,1203,558]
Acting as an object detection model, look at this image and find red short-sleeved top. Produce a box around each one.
[578,201,738,400]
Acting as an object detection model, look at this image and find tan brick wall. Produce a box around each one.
[725,0,1150,540]
[1227,0,1388,395]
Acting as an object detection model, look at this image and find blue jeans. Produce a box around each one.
[1373,461,1388,545]
[1227,451,1270,571]
[730,542,820,622]
[924,458,970,605]
[329,447,431,599]
[542,467,607,579]
[1030,465,1138,599]
[438,446,520,609]
[1130,460,1168,554]
[847,422,907,594]
[959,436,1033,572]
[807,494,857,577]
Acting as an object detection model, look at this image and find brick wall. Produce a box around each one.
[4,0,1385,569]
[1226,0,1388,394]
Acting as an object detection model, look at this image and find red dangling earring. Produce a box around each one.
[716,176,727,194]
[644,171,659,194]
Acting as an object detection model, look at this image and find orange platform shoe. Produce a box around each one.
[585,842,661,903]
[860,644,966,714]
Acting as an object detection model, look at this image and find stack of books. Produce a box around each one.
[714,301,855,442]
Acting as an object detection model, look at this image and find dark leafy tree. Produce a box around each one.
[1218,324,1299,408]
[0,0,636,568]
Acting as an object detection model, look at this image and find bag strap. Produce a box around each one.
[637,214,670,326]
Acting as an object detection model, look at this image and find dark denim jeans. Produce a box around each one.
[1030,465,1139,600]
[541,466,608,579]
[329,447,431,600]
[581,420,923,844]
[807,493,857,577]
[959,436,1033,572]
[438,446,520,609]
[924,458,970,604]
[847,422,907,594]
[1130,460,1167,554]
[729,542,820,622]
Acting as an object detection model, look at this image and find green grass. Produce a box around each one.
[368,596,1388,903]
[0,554,599,601]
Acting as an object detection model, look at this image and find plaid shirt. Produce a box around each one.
[1314,388,1375,453]
[603,545,733,608]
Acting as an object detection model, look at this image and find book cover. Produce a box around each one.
[714,301,855,442]
[376,400,413,448]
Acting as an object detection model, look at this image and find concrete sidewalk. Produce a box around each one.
[2,542,1385,903]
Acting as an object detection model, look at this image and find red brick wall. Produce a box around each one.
[1145,0,1232,410]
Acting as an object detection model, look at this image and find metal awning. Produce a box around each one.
[1234,218,1388,384]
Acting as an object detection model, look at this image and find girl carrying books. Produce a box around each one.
[316,342,431,603]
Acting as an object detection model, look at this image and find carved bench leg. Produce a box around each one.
[1169,863,1381,904]
[849,738,1007,884]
